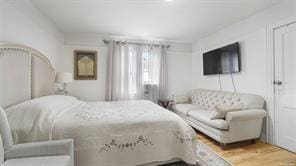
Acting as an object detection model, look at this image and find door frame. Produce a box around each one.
[266,16,296,144]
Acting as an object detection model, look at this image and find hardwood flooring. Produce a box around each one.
[197,133,296,166]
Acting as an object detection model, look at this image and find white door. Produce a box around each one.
[274,22,296,153]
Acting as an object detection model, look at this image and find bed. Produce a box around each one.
[0,44,197,166]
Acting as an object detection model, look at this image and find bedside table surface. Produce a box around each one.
[158,99,173,102]
[157,99,173,109]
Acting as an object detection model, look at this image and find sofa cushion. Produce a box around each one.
[187,110,229,130]
[172,104,202,115]
[5,155,71,166]
[210,104,243,120]
[191,89,265,110]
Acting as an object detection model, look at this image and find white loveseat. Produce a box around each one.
[171,89,267,145]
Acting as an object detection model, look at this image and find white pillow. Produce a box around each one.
[210,104,243,120]
[173,95,190,104]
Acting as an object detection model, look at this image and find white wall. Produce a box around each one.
[0,0,193,102]
[56,45,108,101]
[192,0,295,97]
[192,0,296,141]
[167,51,192,97]
[56,34,193,101]
[0,0,63,67]
[193,29,267,95]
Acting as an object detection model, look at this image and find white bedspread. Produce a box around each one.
[5,95,197,166]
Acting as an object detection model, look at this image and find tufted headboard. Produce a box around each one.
[0,44,55,108]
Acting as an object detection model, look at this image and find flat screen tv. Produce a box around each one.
[203,42,241,75]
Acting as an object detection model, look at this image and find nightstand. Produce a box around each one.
[157,99,173,109]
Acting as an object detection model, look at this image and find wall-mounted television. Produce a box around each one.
[203,42,241,76]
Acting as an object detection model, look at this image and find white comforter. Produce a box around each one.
[5,95,197,166]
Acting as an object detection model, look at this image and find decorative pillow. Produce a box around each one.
[173,95,190,104]
[210,104,244,120]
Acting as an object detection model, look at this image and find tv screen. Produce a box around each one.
[203,42,241,75]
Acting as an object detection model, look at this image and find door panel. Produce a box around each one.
[274,23,296,153]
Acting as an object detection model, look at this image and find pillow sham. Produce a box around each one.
[210,104,243,120]
[173,95,190,104]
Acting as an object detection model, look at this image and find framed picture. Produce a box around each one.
[74,50,97,80]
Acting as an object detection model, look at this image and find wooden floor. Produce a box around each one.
[197,133,296,166]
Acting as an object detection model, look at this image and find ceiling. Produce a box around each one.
[31,0,281,43]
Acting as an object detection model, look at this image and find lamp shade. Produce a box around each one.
[55,72,73,83]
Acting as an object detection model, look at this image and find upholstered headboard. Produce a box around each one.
[0,44,55,108]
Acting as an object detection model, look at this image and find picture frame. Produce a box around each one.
[74,50,97,80]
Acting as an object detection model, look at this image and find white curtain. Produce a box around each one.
[106,41,125,101]
[128,44,145,100]
[144,45,168,102]
[106,40,168,102]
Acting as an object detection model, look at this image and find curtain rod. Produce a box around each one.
[103,40,170,48]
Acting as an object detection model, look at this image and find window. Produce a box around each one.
[142,47,152,84]
[127,45,154,96]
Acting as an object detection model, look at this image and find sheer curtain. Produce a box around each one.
[106,40,167,102]
[106,41,127,101]
[144,45,168,102]
[128,44,145,100]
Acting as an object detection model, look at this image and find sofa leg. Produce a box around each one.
[219,139,257,150]
[219,142,228,149]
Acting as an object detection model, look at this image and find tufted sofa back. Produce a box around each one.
[191,89,265,110]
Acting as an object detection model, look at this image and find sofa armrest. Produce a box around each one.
[226,109,267,122]
[172,95,191,104]
[5,139,73,160]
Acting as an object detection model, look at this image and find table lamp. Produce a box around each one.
[55,72,73,94]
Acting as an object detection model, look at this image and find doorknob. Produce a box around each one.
[274,80,282,85]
